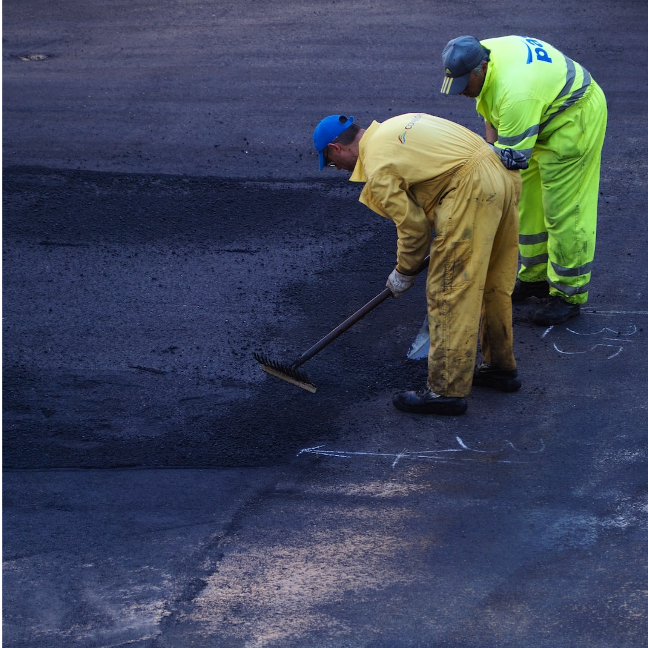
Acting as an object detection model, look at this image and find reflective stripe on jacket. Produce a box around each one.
[476,35,591,158]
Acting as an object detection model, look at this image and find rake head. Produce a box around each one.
[253,352,317,393]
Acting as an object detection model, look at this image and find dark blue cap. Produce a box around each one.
[441,36,487,95]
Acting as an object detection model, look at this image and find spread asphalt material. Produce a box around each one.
[3,1,648,646]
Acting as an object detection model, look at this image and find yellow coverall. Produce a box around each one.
[350,114,522,397]
[477,36,608,304]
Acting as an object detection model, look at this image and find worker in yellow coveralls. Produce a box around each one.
[440,35,607,325]
[313,113,524,415]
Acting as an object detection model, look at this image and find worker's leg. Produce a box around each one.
[538,83,608,305]
[426,159,510,397]
[426,273,479,397]
[517,156,548,283]
[480,169,521,370]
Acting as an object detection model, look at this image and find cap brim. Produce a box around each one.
[440,72,471,95]
[318,150,325,171]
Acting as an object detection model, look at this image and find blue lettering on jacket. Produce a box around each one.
[523,37,553,64]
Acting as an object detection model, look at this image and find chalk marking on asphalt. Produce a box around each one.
[456,436,545,453]
[545,323,640,359]
[392,449,408,469]
[582,310,648,315]
[298,437,545,468]
[553,342,627,359]
[566,324,638,337]
[541,326,554,339]
[551,342,624,359]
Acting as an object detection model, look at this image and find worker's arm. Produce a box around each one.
[484,112,537,171]
[485,121,498,145]
[491,97,545,159]
[360,172,432,276]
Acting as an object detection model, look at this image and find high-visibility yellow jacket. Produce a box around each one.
[476,35,592,158]
[349,113,495,275]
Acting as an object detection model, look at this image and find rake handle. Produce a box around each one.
[291,287,393,369]
[291,254,430,370]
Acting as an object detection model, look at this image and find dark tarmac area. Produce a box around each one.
[3,1,648,646]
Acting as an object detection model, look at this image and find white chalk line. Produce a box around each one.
[541,325,554,339]
[582,310,648,316]
[565,324,638,336]
[392,448,409,469]
[553,342,625,359]
[298,436,545,468]
[545,323,639,359]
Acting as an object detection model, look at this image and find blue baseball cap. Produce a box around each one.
[440,36,488,95]
[313,115,354,170]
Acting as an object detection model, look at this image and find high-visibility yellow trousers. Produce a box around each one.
[517,81,608,304]
[426,149,522,397]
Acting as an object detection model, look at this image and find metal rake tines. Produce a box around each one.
[253,352,317,393]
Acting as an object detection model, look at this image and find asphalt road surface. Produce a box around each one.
[3,1,648,647]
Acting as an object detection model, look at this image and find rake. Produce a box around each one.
[254,255,430,392]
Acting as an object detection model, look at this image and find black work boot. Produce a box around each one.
[472,363,521,392]
[392,389,467,415]
[511,279,550,302]
[532,296,580,325]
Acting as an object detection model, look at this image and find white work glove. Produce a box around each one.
[386,268,415,298]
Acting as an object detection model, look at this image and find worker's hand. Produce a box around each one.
[386,268,415,298]
[496,147,529,170]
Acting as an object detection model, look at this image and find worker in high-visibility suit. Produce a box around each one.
[313,113,524,416]
[440,35,608,325]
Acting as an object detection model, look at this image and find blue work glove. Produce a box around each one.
[494,146,529,170]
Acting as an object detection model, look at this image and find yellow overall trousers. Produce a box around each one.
[426,149,522,396]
